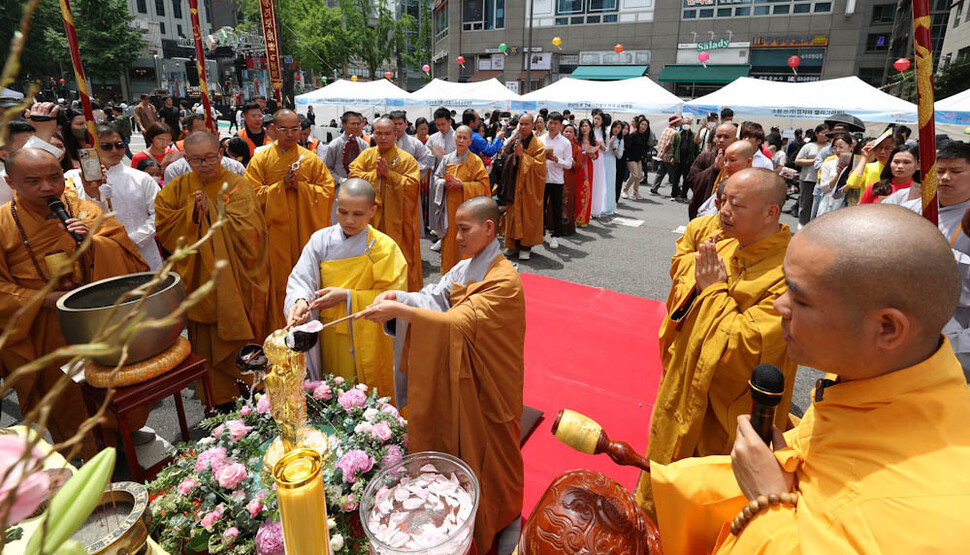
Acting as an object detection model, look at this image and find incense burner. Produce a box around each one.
[70,481,151,554]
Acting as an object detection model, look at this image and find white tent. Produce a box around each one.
[294,79,411,125]
[683,76,918,125]
[936,88,970,128]
[406,78,519,115]
[512,77,683,116]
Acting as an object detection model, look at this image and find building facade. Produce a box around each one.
[941,0,970,69]
[432,0,950,96]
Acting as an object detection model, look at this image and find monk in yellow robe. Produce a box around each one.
[500,113,547,260]
[155,132,271,408]
[637,168,797,518]
[431,125,490,274]
[348,118,423,291]
[284,178,407,401]
[245,109,334,329]
[362,197,524,554]
[0,149,149,458]
[650,205,970,552]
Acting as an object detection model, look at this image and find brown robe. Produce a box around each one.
[687,151,719,220]
[502,133,547,249]
[402,253,525,552]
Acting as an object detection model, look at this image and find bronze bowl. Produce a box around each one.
[56,272,187,366]
[70,481,151,555]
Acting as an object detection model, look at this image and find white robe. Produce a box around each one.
[284,224,373,380]
[590,127,609,217]
[68,163,162,271]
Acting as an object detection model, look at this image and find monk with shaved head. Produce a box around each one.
[284,177,406,398]
[649,204,970,552]
[362,195,525,554]
[155,131,271,410]
[349,117,423,291]
[244,109,335,330]
[695,140,756,218]
[638,167,796,518]
[498,112,547,260]
[688,122,738,218]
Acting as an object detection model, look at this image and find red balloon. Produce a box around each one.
[787,55,801,69]
[614,44,624,54]
[385,71,393,79]
[894,57,911,72]
[59,78,65,84]
[456,55,466,65]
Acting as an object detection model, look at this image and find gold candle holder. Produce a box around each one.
[273,448,330,555]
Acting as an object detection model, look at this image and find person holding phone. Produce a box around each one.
[814,132,855,217]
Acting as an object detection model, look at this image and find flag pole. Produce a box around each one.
[57,0,100,152]
[189,0,217,133]
[912,0,938,225]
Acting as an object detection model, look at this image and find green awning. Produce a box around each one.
[570,65,648,80]
[657,64,750,84]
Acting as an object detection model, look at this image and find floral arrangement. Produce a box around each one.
[148,375,407,554]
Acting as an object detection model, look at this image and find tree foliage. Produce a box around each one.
[340,0,413,79]
[403,0,432,82]
[0,0,67,82]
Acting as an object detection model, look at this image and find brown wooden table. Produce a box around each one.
[80,353,214,482]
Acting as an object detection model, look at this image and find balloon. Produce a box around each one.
[787,55,801,68]
[321,76,327,84]
[894,57,911,72]
[552,36,562,47]
[385,71,393,79]
[351,75,358,82]
[698,51,710,63]
[456,55,466,66]
[422,64,430,73]
[59,78,65,84]
[614,44,624,54]
[499,43,508,52]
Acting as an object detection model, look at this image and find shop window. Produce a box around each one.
[871,4,895,23]
[857,67,884,86]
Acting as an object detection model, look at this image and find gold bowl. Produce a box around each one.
[70,481,151,554]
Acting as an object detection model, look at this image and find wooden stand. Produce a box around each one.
[80,353,214,482]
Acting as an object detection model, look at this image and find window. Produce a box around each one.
[155,0,165,16]
[699,7,714,16]
[434,2,449,41]
[173,0,182,18]
[553,0,618,24]
[177,24,183,37]
[687,0,830,18]
[160,21,166,35]
[814,2,831,11]
[734,6,750,15]
[871,4,895,23]
[773,4,789,13]
[682,9,696,18]
[793,3,810,12]
[717,7,731,15]
[753,5,769,14]
[865,33,889,52]
[137,0,147,13]
[462,0,504,30]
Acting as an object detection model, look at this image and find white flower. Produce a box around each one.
[198,437,215,446]
[327,518,336,530]
[330,533,344,551]
[363,408,379,422]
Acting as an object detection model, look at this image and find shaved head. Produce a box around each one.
[373,117,394,132]
[726,140,756,159]
[339,178,377,205]
[183,130,220,149]
[518,113,534,125]
[457,196,501,228]
[799,205,958,335]
[5,147,58,178]
[730,168,787,209]
[455,125,472,138]
[718,168,786,246]
[273,109,298,126]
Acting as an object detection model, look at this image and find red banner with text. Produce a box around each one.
[258,0,284,104]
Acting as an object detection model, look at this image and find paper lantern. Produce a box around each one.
[385,71,393,79]
[894,57,911,72]
[552,36,562,48]
[614,44,624,54]
[499,43,508,53]
[787,55,800,68]
[456,55,466,68]
[351,75,358,82]
[698,51,710,63]
[59,78,65,84]
[422,64,431,73]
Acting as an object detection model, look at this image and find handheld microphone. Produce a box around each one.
[749,364,785,446]
[47,197,83,242]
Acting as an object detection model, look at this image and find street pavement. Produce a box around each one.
[0,142,822,473]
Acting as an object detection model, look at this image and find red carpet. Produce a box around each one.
[519,273,667,516]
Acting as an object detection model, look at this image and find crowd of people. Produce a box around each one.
[2,90,970,552]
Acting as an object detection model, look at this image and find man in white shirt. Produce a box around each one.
[68,123,162,270]
[740,122,774,170]
[539,112,573,249]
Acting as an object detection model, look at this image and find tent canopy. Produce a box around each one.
[295,78,410,108]
[936,88,970,127]
[683,76,917,124]
[512,76,683,115]
[1,87,24,100]
[405,78,519,111]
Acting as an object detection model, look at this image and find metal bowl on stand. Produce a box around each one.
[56,272,187,366]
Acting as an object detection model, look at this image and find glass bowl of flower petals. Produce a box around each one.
[360,451,480,554]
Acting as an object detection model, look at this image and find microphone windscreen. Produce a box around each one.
[750,364,785,406]
[47,197,65,210]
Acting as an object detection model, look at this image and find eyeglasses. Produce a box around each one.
[277,126,301,133]
[99,141,126,151]
[186,154,220,166]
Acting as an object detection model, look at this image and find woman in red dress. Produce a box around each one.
[561,123,585,236]
[575,119,597,227]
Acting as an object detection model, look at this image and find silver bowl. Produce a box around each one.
[56,272,187,366]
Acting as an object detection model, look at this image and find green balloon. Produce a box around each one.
[499,43,508,52]
[321,77,328,84]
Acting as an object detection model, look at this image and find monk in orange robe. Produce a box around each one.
[156,132,271,407]
[431,125,491,274]
[244,109,334,329]
[500,113,547,260]
[637,168,797,518]
[651,205,970,552]
[0,149,149,458]
[362,197,524,554]
[348,118,423,291]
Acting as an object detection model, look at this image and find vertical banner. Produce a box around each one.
[258,0,284,105]
[58,0,99,152]
[189,0,217,133]
[913,0,938,224]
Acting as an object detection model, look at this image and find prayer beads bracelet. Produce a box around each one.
[730,492,799,536]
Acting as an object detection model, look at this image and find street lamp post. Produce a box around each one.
[525,0,535,93]
[153,54,161,93]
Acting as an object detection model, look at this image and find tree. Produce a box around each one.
[935,60,970,100]
[402,0,433,83]
[0,0,69,86]
[341,0,413,80]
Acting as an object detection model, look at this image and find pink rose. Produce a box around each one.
[342,494,358,512]
[215,462,248,490]
[312,383,332,401]
[200,504,224,531]
[195,447,228,473]
[225,419,253,442]
[247,497,265,519]
[334,377,345,385]
[370,421,393,443]
[240,405,252,416]
[256,520,285,555]
[338,388,367,412]
[256,395,271,414]
[381,404,399,418]
[382,445,403,468]
[177,477,198,495]
[223,527,240,542]
[304,380,322,391]
[335,449,374,483]
[212,424,225,439]
[354,421,372,435]
[0,436,50,524]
